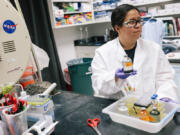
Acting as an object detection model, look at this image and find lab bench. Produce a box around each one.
[52,90,180,135]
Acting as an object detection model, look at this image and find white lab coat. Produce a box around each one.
[91,37,179,101]
[142,19,164,45]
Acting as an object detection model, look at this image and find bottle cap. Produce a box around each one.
[153,94,158,97]
[151,94,158,99]
[21,91,27,97]
[141,107,146,110]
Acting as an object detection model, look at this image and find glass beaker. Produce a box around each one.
[117,102,128,115]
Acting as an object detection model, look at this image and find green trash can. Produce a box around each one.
[67,58,93,96]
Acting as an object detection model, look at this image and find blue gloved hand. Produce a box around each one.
[115,68,137,79]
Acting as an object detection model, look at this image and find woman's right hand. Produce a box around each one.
[115,68,137,80]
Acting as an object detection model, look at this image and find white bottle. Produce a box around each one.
[85,27,89,43]
[19,91,29,100]
[80,27,83,44]
[104,28,109,42]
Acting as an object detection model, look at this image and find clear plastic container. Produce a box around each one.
[2,105,29,135]
[102,96,180,133]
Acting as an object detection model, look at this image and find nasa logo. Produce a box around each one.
[3,20,17,34]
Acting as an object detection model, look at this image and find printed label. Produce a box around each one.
[125,62,133,67]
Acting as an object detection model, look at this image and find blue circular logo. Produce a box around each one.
[3,20,17,34]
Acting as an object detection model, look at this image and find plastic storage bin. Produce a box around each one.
[67,58,93,96]
[102,96,180,133]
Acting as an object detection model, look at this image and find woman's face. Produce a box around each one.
[116,9,142,41]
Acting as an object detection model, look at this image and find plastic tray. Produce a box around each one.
[102,97,180,133]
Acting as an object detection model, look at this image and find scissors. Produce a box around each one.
[87,118,102,135]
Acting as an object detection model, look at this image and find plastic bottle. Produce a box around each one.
[80,27,83,44]
[19,91,29,100]
[122,55,133,73]
[150,106,160,123]
[138,107,150,121]
[151,94,158,107]
[85,27,89,43]
[104,28,109,42]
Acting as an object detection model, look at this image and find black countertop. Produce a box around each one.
[52,91,180,135]
[74,36,106,46]
[169,59,180,63]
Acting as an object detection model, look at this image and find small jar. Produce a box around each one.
[150,106,160,123]
[138,107,150,121]
[118,102,128,115]
[122,56,133,73]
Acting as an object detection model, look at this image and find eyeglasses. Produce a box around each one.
[123,18,144,28]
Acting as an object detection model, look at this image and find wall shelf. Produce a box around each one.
[55,21,94,28]
[54,19,111,28]
[94,19,110,24]
[64,11,92,15]
[133,0,172,6]
[54,11,180,29]
[142,12,180,18]
[49,0,178,29]
[94,8,114,12]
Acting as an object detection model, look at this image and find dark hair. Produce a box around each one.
[110,4,140,40]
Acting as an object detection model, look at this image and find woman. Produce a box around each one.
[91,4,179,101]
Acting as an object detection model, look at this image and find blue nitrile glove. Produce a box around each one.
[160,97,180,104]
[115,68,137,79]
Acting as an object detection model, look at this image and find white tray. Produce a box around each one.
[102,97,180,133]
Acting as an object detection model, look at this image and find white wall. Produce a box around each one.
[52,22,111,71]
[53,27,78,71]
